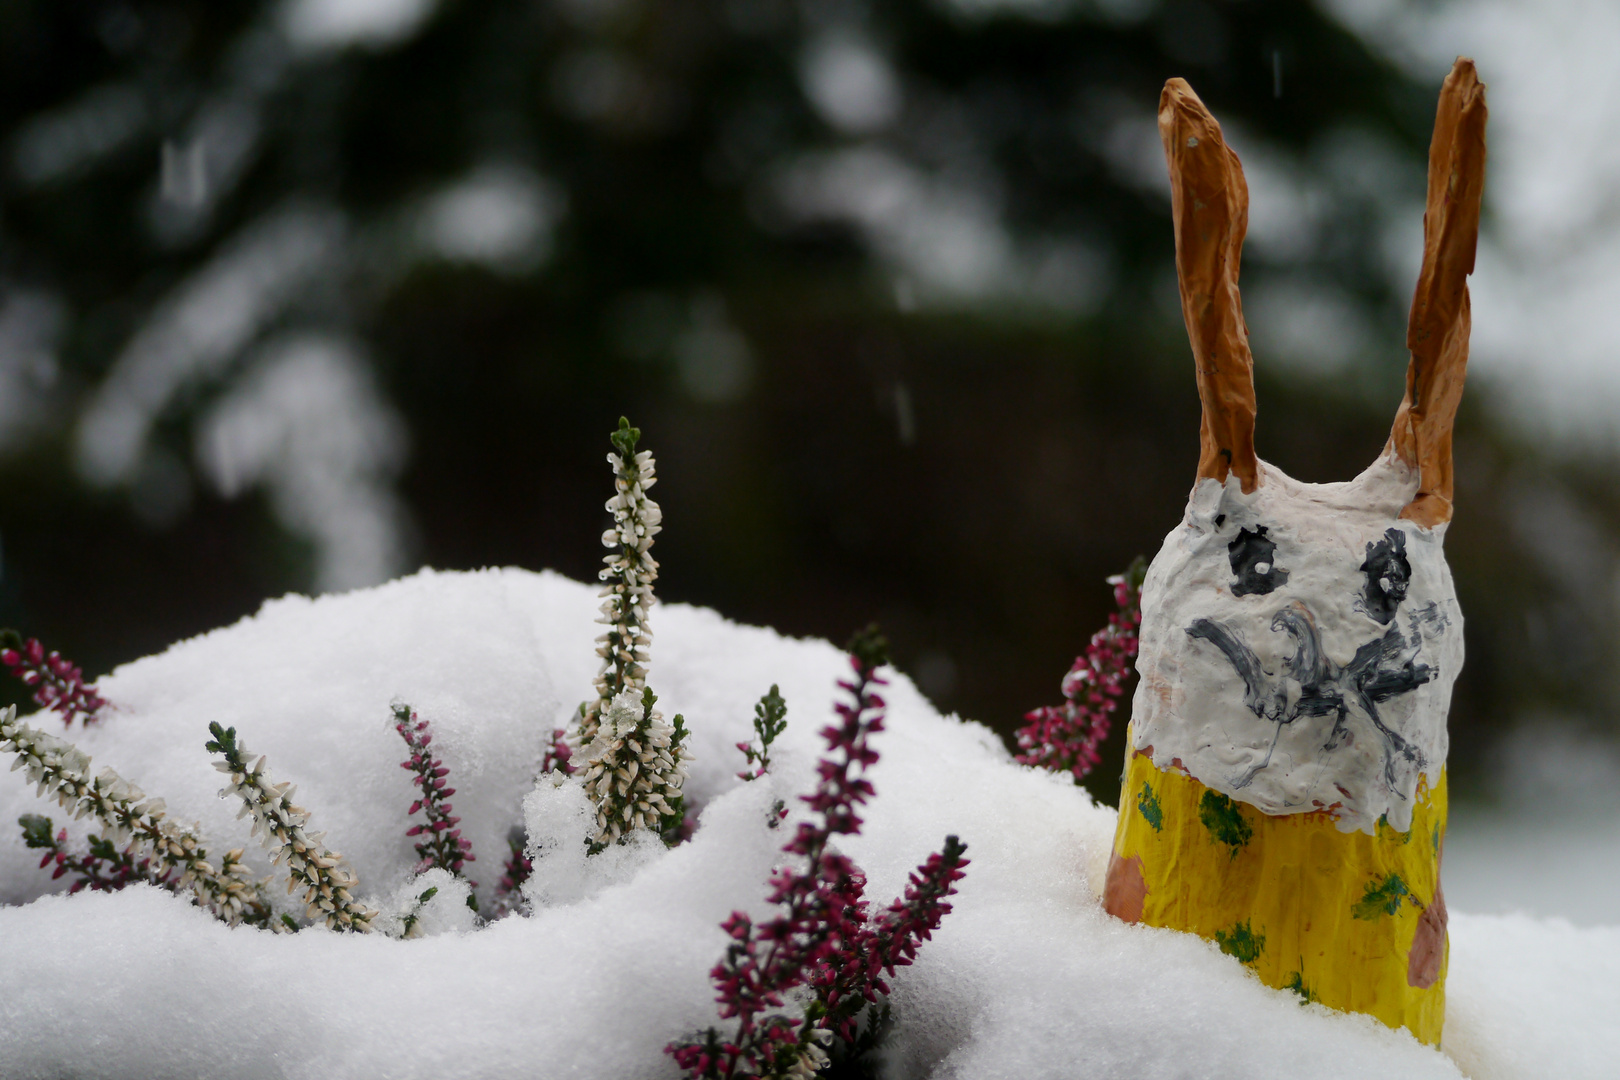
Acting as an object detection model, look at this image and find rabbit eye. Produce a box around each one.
[1227,525,1288,597]
[1359,528,1411,625]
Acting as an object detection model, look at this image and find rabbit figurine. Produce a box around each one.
[1103,60,1486,1046]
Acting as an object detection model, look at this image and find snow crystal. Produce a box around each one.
[372,866,477,939]
[521,774,665,908]
[0,568,1613,1078]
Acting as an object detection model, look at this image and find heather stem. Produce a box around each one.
[208,721,377,932]
[19,812,173,895]
[579,417,663,743]
[670,626,965,1080]
[394,704,478,909]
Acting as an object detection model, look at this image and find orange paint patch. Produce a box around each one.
[1104,851,1147,924]
[1409,885,1448,989]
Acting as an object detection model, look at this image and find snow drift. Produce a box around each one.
[0,568,1612,1079]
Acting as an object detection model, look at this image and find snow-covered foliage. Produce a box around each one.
[1,706,270,927]
[578,687,689,849]
[0,569,1615,1078]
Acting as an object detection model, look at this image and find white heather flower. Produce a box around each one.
[569,419,693,850]
[578,685,689,848]
[206,722,377,933]
[578,420,663,745]
[0,705,270,926]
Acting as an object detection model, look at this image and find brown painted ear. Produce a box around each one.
[1390,58,1488,527]
[1160,78,1259,494]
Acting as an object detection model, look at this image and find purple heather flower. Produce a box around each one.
[395,706,477,903]
[667,631,969,1078]
[0,635,108,727]
[1015,563,1144,783]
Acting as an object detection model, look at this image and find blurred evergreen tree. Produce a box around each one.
[0,0,1608,800]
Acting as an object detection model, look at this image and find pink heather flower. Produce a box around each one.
[395,706,478,898]
[668,628,969,1078]
[542,727,574,776]
[20,813,174,896]
[0,633,108,727]
[1015,559,1145,783]
[488,827,533,920]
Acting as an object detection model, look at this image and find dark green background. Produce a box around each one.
[3,0,1613,805]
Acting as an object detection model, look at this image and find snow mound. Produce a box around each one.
[0,568,1613,1078]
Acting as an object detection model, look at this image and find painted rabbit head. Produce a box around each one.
[1130,62,1487,834]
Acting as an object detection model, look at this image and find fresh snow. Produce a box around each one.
[0,567,1613,1079]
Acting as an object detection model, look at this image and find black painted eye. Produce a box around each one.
[1360,528,1411,625]
[1228,526,1289,597]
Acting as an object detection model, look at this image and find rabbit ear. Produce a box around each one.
[1389,58,1488,527]
[1160,78,1260,494]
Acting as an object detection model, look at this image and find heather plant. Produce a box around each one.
[578,417,664,743]
[1,705,272,926]
[394,705,477,908]
[578,686,691,851]
[488,827,534,920]
[207,721,378,932]
[573,418,691,848]
[20,812,172,895]
[0,630,108,728]
[737,685,788,781]
[0,417,978,1070]
[1016,557,1146,783]
[667,629,970,1080]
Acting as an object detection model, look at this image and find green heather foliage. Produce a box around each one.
[739,685,789,781]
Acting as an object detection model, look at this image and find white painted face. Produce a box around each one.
[1129,451,1463,835]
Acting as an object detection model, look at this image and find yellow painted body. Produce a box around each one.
[1110,742,1449,1044]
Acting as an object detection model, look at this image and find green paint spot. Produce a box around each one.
[1353,873,1411,920]
[1377,813,1411,844]
[1432,823,1441,854]
[1136,782,1164,832]
[1198,790,1253,858]
[1214,921,1265,965]
[1284,971,1318,1005]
